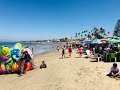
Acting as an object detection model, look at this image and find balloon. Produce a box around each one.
[0,66,3,74]
[12,62,21,72]
[10,46,21,61]
[0,55,9,61]
[26,62,32,71]
[15,43,24,52]
[0,46,11,56]
[0,46,2,55]
[1,62,6,71]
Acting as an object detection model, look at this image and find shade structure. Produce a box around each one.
[76,41,82,44]
[108,38,120,43]
[83,39,92,44]
[100,38,109,43]
[106,36,113,38]
[92,39,102,44]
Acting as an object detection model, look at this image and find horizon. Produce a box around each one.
[0,0,120,41]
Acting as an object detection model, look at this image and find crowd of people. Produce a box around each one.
[56,43,120,78]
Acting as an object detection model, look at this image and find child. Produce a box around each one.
[78,45,83,58]
[40,61,47,69]
[107,63,120,77]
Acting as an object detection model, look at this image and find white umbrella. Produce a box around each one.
[24,48,33,59]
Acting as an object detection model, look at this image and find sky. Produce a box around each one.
[0,0,120,41]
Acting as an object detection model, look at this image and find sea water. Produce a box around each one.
[0,42,57,55]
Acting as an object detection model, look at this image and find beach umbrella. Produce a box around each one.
[24,48,33,59]
[83,39,92,44]
[92,39,102,44]
[100,38,109,43]
[76,41,82,44]
[106,36,113,38]
[108,38,120,43]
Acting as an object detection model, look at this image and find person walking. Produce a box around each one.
[68,45,72,57]
[62,45,66,59]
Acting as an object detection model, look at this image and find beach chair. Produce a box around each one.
[94,53,102,62]
[86,50,91,58]
[117,53,120,62]
[109,53,117,62]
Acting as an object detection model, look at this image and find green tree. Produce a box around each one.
[99,27,105,36]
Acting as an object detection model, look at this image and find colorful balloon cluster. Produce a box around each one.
[0,43,33,75]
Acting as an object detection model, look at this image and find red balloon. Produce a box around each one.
[26,62,32,71]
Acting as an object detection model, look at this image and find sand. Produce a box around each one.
[0,49,120,90]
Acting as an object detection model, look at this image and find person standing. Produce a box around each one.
[68,45,72,57]
[62,45,66,58]
[78,45,83,58]
[56,45,60,53]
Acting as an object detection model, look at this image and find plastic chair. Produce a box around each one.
[94,53,99,62]
[109,53,117,62]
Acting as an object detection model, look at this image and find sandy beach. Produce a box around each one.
[0,49,120,90]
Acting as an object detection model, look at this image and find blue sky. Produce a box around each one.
[0,0,120,41]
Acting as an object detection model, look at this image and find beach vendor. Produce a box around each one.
[24,46,35,69]
[18,51,31,75]
[107,63,120,77]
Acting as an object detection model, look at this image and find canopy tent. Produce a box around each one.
[106,36,113,38]
[83,39,92,44]
[100,38,109,43]
[71,40,76,44]
[92,39,102,44]
[76,41,82,45]
[108,38,120,43]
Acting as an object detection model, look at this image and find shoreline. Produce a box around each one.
[34,49,56,58]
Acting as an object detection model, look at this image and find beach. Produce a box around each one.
[0,49,120,90]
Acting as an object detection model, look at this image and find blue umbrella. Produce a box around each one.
[92,39,102,44]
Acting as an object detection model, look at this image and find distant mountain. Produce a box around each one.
[113,19,120,36]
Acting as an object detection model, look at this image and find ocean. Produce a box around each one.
[0,42,57,55]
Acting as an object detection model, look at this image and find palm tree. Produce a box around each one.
[81,35,83,37]
[99,27,105,36]
[107,31,110,35]
[87,34,91,39]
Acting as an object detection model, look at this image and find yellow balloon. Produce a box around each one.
[15,43,24,51]
[1,46,11,56]
[1,62,6,71]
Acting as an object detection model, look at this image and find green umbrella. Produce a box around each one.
[108,38,120,43]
